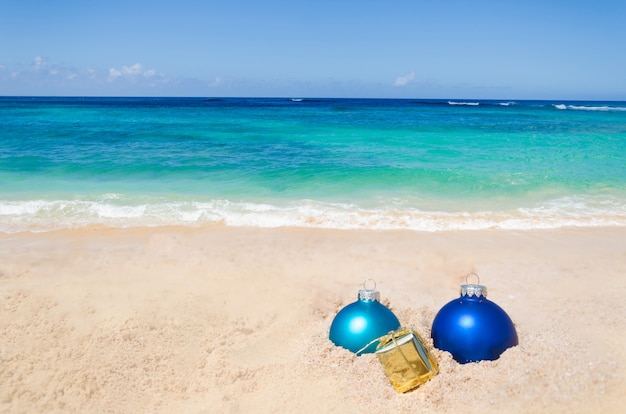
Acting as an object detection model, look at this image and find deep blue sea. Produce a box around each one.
[1,96,625,232]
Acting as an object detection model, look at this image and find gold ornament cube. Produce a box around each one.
[375,328,439,393]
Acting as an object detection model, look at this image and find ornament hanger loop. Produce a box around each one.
[461,273,487,298]
[465,272,480,285]
[363,279,377,291]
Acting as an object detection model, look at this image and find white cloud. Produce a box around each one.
[2,57,200,95]
[33,56,47,70]
[393,71,415,87]
[108,67,123,80]
[209,76,224,87]
[108,63,160,81]
[124,63,143,75]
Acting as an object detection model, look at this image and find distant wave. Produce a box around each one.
[2,196,625,233]
[448,101,480,106]
[554,104,626,112]
[498,102,516,106]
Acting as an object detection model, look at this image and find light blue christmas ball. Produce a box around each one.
[329,282,401,355]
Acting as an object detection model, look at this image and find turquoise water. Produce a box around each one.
[1,97,625,232]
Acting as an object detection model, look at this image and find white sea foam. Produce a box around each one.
[554,104,626,112]
[448,101,480,106]
[1,196,625,233]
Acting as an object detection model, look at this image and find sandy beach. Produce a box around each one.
[1,226,625,413]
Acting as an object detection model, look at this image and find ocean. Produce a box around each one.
[1,96,625,233]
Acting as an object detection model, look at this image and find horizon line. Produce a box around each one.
[2,95,626,103]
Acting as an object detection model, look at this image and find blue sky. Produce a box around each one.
[1,0,625,99]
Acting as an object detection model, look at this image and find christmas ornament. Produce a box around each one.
[375,327,439,393]
[329,280,401,355]
[431,273,518,364]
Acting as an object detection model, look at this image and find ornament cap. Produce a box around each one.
[358,279,381,302]
[460,273,487,298]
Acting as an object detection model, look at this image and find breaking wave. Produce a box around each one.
[554,104,626,112]
[448,101,480,106]
[1,195,625,233]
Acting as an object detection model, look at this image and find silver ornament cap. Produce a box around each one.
[460,273,488,298]
[358,279,381,302]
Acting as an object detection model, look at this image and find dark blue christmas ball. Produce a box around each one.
[329,283,401,355]
[431,277,518,364]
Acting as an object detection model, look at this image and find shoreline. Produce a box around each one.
[2,226,625,413]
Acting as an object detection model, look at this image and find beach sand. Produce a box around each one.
[1,226,625,413]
